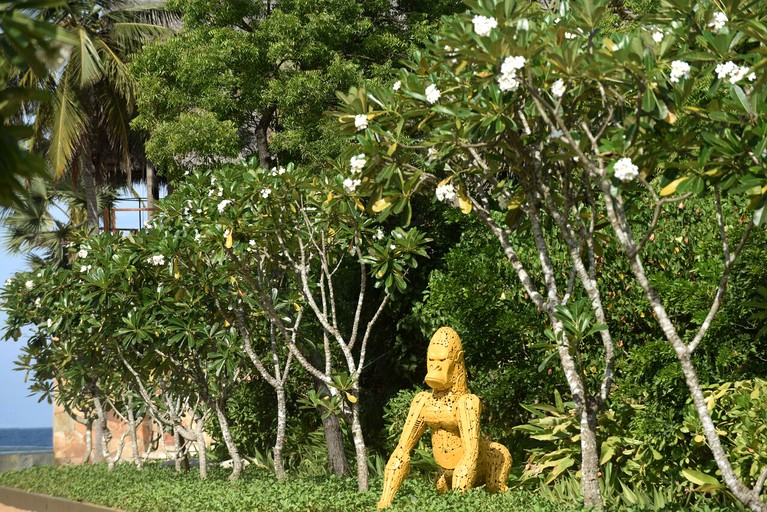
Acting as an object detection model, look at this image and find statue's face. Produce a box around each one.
[425,342,454,390]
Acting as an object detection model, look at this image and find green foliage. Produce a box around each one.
[515,379,767,505]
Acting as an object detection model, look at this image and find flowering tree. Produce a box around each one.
[146,160,429,490]
[337,0,767,509]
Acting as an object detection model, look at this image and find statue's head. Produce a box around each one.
[425,327,468,393]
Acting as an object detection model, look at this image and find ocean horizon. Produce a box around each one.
[0,427,53,453]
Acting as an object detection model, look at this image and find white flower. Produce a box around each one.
[551,79,566,98]
[210,177,216,186]
[393,81,401,91]
[80,264,92,273]
[217,187,223,197]
[223,229,231,240]
[249,240,257,246]
[549,129,565,140]
[148,255,165,266]
[343,178,361,194]
[390,244,396,250]
[46,319,52,328]
[425,84,441,104]
[354,114,368,131]
[217,199,233,213]
[729,66,750,84]
[652,30,664,43]
[708,11,728,33]
[500,56,526,76]
[565,31,577,39]
[614,157,639,182]
[427,147,439,161]
[4,279,11,286]
[748,72,757,81]
[374,229,384,240]
[498,74,520,92]
[350,154,367,173]
[435,183,456,202]
[196,209,202,214]
[498,194,509,210]
[25,280,34,290]
[669,60,691,83]
[261,188,272,199]
[34,297,41,307]
[472,15,498,37]
[715,61,750,84]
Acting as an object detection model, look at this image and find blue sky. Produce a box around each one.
[0,252,51,428]
[0,185,156,428]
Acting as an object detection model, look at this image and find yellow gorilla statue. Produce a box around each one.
[377,327,511,509]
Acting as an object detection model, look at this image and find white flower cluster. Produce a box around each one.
[551,79,566,98]
[472,15,498,37]
[248,239,257,253]
[269,166,286,176]
[425,84,441,104]
[350,154,366,173]
[652,30,664,43]
[354,114,368,131]
[436,183,457,202]
[5,279,12,286]
[565,31,577,40]
[343,178,361,194]
[80,264,92,273]
[217,199,233,213]
[148,255,166,266]
[614,157,639,182]
[393,81,401,91]
[261,188,272,199]
[25,280,34,290]
[34,297,41,307]
[549,128,565,141]
[373,228,385,241]
[498,55,526,92]
[669,60,691,83]
[715,61,755,84]
[208,186,224,197]
[77,248,89,259]
[708,11,728,33]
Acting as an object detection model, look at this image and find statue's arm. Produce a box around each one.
[453,394,481,491]
[377,392,429,509]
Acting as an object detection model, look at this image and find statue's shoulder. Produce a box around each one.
[456,393,481,410]
[413,391,432,404]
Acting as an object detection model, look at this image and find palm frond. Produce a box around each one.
[76,26,104,86]
[48,78,87,178]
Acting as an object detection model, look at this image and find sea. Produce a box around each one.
[0,428,53,453]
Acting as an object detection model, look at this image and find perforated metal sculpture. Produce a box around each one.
[377,327,511,509]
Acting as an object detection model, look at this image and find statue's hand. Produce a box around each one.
[452,464,472,491]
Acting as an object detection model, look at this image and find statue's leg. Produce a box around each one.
[481,441,511,493]
[435,469,452,493]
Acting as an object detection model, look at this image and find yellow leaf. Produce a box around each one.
[346,392,358,403]
[665,110,677,124]
[457,191,472,214]
[387,143,398,156]
[660,177,688,197]
[225,229,233,248]
[703,168,724,177]
[372,197,392,213]
[694,434,705,443]
[224,319,230,327]
[475,71,493,78]
[602,38,618,52]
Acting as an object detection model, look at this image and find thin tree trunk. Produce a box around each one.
[274,384,287,479]
[322,412,349,477]
[214,399,243,479]
[350,398,368,491]
[173,427,189,472]
[126,401,142,469]
[195,416,207,479]
[84,419,93,464]
[579,404,602,508]
[92,396,113,469]
[146,163,155,218]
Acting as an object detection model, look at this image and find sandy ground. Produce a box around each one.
[0,504,30,512]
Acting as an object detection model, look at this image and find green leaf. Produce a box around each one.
[681,468,720,487]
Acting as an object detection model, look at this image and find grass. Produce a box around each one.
[0,463,583,512]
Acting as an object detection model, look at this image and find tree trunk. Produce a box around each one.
[195,416,208,479]
[274,384,287,479]
[214,399,243,479]
[173,427,190,472]
[126,398,142,469]
[579,403,602,509]
[146,163,155,218]
[81,144,100,232]
[92,396,113,469]
[84,419,93,464]
[255,108,275,169]
[322,412,349,477]
[350,399,369,491]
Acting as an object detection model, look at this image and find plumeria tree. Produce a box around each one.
[337,0,767,509]
[144,160,429,490]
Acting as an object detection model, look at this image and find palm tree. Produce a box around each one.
[28,0,174,230]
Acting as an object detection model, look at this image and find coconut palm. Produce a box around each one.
[28,0,174,230]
